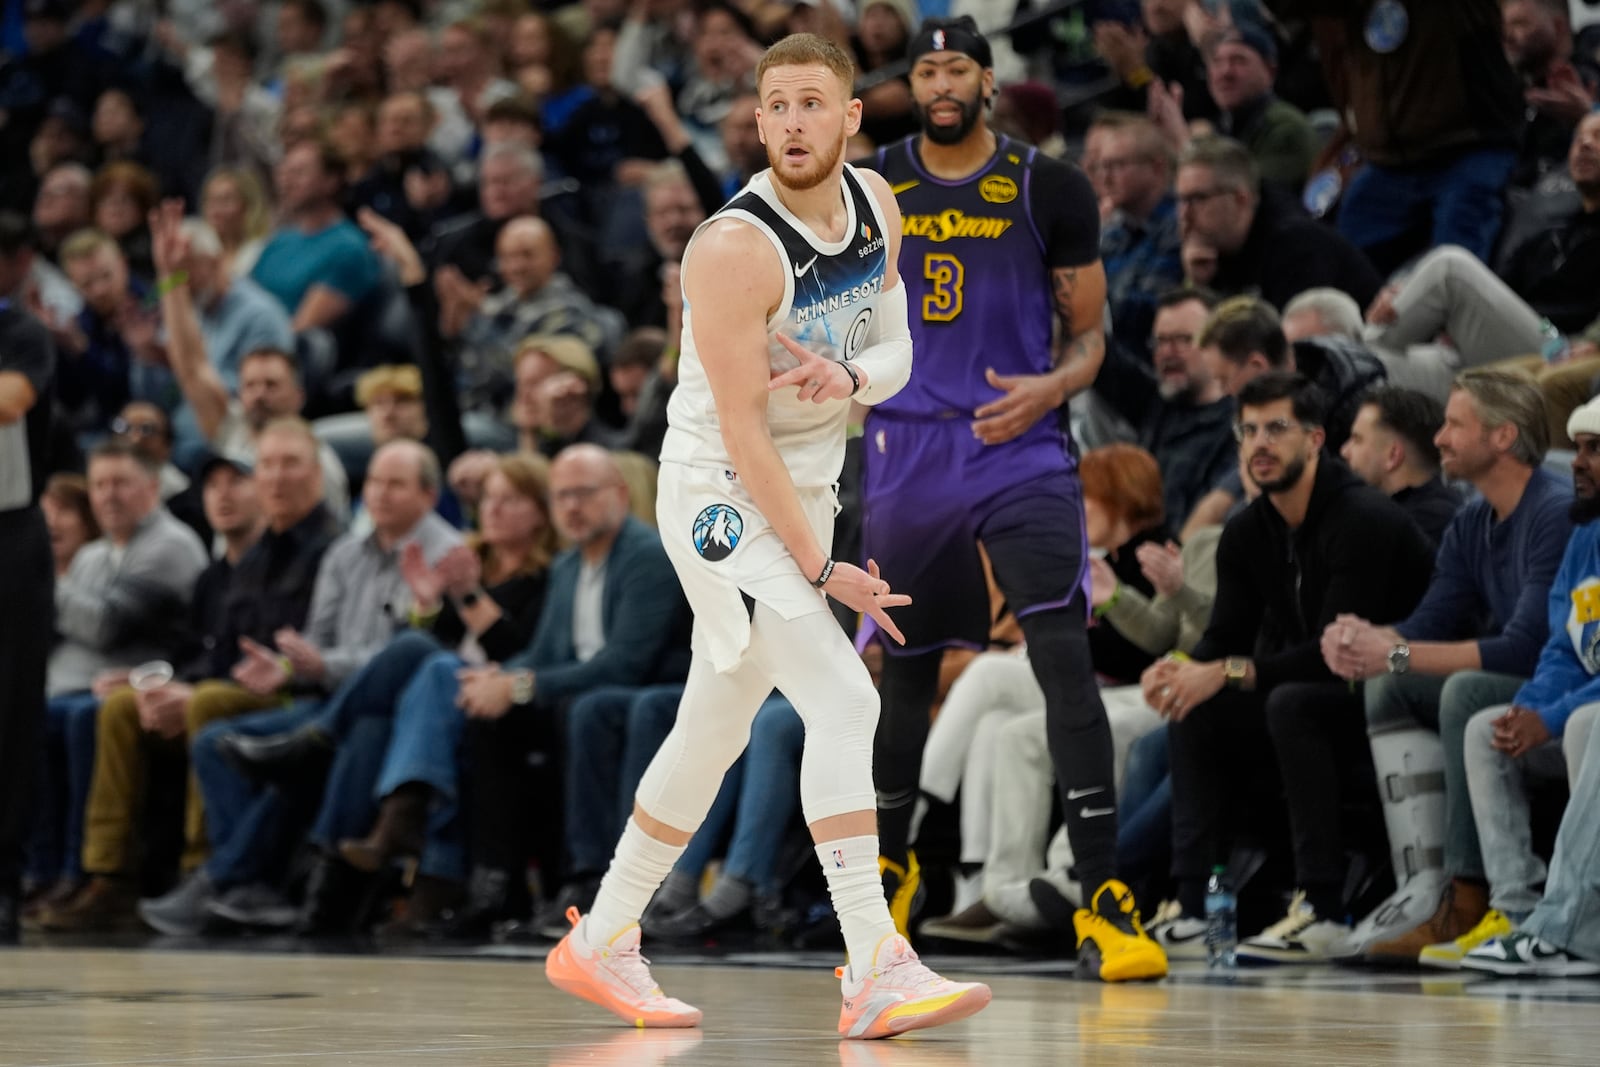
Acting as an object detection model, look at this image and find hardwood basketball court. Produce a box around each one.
[3,943,1597,1066]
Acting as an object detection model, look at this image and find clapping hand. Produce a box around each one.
[1137,540,1185,598]
[233,637,290,695]
[400,540,444,611]
[275,628,326,682]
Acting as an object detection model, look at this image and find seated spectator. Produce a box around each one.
[1441,398,1600,967]
[608,161,708,331]
[1152,23,1316,194]
[90,88,202,207]
[602,327,664,437]
[40,473,99,579]
[718,91,765,200]
[1282,287,1457,406]
[1139,0,1218,124]
[1464,692,1600,977]
[347,91,453,241]
[850,0,917,147]
[203,452,556,936]
[1145,373,1433,962]
[324,446,689,932]
[108,402,210,543]
[0,210,81,350]
[1323,370,1574,965]
[1177,136,1381,312]
[27,442,209,915]
[33,163,93,265]
[1503,0,1599,188]
[427,145,599,298]
[54,228,173,445]
[90,161,159,280]
[200,168,273,282]
[251,140,381,333]
[168,217,296,396]
[1339,386,1462,548]
[136,440,466,935]
[506,336,622,459]
[32,420,340,933]
[450,218,624,413]
[1198,295,1384,451]
[1095,113,1183,369]
[1096,287,1235,531]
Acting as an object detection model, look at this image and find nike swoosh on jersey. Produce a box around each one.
[795,255,818,277]
[889,179,920,195]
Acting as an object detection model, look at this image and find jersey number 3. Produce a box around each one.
[922,253,965,323]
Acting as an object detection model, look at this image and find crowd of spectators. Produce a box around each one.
[5,0,1600,979]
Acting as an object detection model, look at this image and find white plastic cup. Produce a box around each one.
[129,660,174,692]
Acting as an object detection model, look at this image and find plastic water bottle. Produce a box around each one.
[1205,865,1237,973]
[1540,318,1570,363]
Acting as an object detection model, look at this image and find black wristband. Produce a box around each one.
[812,558,836,587]
[839,360,861,396]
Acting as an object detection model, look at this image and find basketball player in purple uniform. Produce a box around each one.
[864,17,1167,981]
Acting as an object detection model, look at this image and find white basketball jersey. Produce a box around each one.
[661,164,892,488]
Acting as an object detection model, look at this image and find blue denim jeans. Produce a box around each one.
[349,650,470,881]
[675,696,804,894]
[1336,146,1518,273]
[193,702,321,889]
[565,685,685,875]
[1115,724,1171,901]
[1523,702,1600,960]
[27,691,100,885]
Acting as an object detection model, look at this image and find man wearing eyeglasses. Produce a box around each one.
[1176,135,1381,314]
[1140,370,1434,963]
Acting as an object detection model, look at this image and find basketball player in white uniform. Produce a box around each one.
[546,34,992,1039]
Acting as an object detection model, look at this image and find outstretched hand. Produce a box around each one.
[768,333,858,403]
[822,558,912,645]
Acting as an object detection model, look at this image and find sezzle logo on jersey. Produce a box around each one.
[900,209,1015,241]
[857,235,885,258]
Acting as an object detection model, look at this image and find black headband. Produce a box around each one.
[907,20,993,69]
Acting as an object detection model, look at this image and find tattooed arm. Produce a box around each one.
[971,260,1108,446]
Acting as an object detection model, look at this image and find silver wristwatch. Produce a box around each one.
[510,670,536,705]
[1386,644,1411,675]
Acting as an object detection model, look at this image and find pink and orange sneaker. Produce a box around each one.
[836,934,992,1040]
[545,907,703,1029]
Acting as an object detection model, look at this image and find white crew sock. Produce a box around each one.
[816,835,898,980]
[583,818,686,946]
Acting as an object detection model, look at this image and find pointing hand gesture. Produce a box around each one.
[768,333,861,404]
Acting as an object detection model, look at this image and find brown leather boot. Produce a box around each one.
[337,783,430,874]
[1366,878,1488,964]
[31,876,139,932]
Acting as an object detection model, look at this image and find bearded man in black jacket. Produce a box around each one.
[1140,372,1434,963]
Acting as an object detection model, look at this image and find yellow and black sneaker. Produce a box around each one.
[1072,879,1168,982]
[878,852,922,940]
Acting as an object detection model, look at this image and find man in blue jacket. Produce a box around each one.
[1431,396,1600,968]
[1323,369,1574,964]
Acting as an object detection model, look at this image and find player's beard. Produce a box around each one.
[914,88,986,146]
[768,122,848,192]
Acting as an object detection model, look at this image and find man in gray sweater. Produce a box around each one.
[30,440,210,904]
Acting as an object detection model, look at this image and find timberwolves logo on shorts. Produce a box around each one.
[692,504,744,562]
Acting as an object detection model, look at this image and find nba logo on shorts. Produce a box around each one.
[832,849,845,868]
[692,504,744,562]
